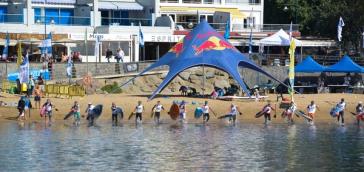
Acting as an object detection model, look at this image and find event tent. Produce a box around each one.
[295,56,325,73]
[121,20,286,100]
[325,55,364,73]
[259,29,302,46]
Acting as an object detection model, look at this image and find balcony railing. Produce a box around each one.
[175,22,299,32]
[34,16,90,26]
[0,14,24,24]
[101,17,152,26]
[161,0,222,4]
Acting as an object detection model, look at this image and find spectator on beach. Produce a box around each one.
[115,48,124,63]
[61,52,68,62]
[27,75,35,97]
[344,73,351,85]
[37,74,45,92]
[48,58,53,79]
[106,48,113,63]
[34,85,42,109]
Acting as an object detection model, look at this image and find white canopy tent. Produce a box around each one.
[260,29,302,46]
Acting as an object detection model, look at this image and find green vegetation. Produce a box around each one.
[265,0,364,51]
[101,82,122,94]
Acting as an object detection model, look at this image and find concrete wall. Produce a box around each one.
[0,62,289,88]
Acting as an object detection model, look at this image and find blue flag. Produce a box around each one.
[42,32,52,55]
[224,19,230,39]
[337,17,345,42]
[139,22,144,48]
[19,53,29,83]
[2,32,9,60]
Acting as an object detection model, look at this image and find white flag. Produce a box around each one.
[19,53,29,83]
[337,17,345,42]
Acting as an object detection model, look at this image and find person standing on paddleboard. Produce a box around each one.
[151,101,164,124]
[228,103,242,125]
[42,99,55,124]
[262,102,275,124]
[179,100,187,122]
[307,101,319,124]
[356,102,363,125]
[336,98,346,125]
[134,101,144,124]
[72,101,81,126]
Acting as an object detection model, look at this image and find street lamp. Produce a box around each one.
[283,2,298,24]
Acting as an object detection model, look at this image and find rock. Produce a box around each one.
[189,74,200,81]
[214,79,230,88]
[178,72,190,80]
[194,68,204,76]
[205,71,215,79]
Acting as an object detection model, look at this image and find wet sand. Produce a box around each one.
[0,93,362,124]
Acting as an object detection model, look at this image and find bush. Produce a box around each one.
[101,82,122,94]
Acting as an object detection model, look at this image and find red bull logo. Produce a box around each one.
[193,36,235,55]
[169,39,184,56]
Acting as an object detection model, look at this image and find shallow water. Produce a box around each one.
[1,120,364,171]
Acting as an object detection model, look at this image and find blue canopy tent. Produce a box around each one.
[295,56,325,73]
[325,55,364,73]
[121,21,287,100]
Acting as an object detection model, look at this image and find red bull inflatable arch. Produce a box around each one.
[121,20,286,100]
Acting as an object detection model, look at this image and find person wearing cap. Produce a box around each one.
[262,101,275,124]
[179,100,187,122]
[336,98,346,125]
[228,103,242,125]
[356,101,364,125]
[151,101,164,124]
[134,101,144,124]
[307,100,319,124]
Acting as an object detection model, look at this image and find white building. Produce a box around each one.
[0,0,300,63]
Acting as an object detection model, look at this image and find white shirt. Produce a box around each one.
[337,102,346,111]
[264,106,272,114]
[46,103,52,112]
[118,50,124,58]
[202,105,209,113]
[86,105,94,113]
[136,105,143,113]
[154,104,163,112]
[307,104,316,113]
[230,105,238,116]
[179,104,186,113]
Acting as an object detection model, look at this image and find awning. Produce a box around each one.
[160,6,245,20]
[32,0,76,4]
[98,1,143,10]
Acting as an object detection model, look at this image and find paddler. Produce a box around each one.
[356,101,363,125]
[151,101,164,124]
[282,101,296,124]
[201,101,212,123]
[134,101,144,124]
[71,101,81,126]
[17,96,26,121]
[336,98,346,125]
[85,102,95,125]
[179,100,187,122]
[111,102,122,125]
[262,102,275,124]
[307,101,319,124]
[228,103,242,125]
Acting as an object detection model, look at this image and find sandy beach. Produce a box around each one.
[0,93,363,124]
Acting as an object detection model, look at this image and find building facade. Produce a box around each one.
[0,0,300,63]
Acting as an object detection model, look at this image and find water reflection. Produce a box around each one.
[0,121,364,171]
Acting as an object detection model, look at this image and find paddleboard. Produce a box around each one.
[128,112,135,120]
[194,107,203,119]
[89,104,103,120]
[64,110,74,120]
[218,114,233,119]
[330,107,340,117]
[255,109,267,118]
[168,103,179,120]
[40,106,46,117]
[294,109,313,121]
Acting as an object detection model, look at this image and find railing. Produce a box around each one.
[232,24,299,32]
[161,0,259,4]
[0,14,24,24]
[101,17,152,26]
[34,16,91,26]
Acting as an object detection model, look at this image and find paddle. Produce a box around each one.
[209,107,218,117]
[128,112,135,120]
[151,111,154,118]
